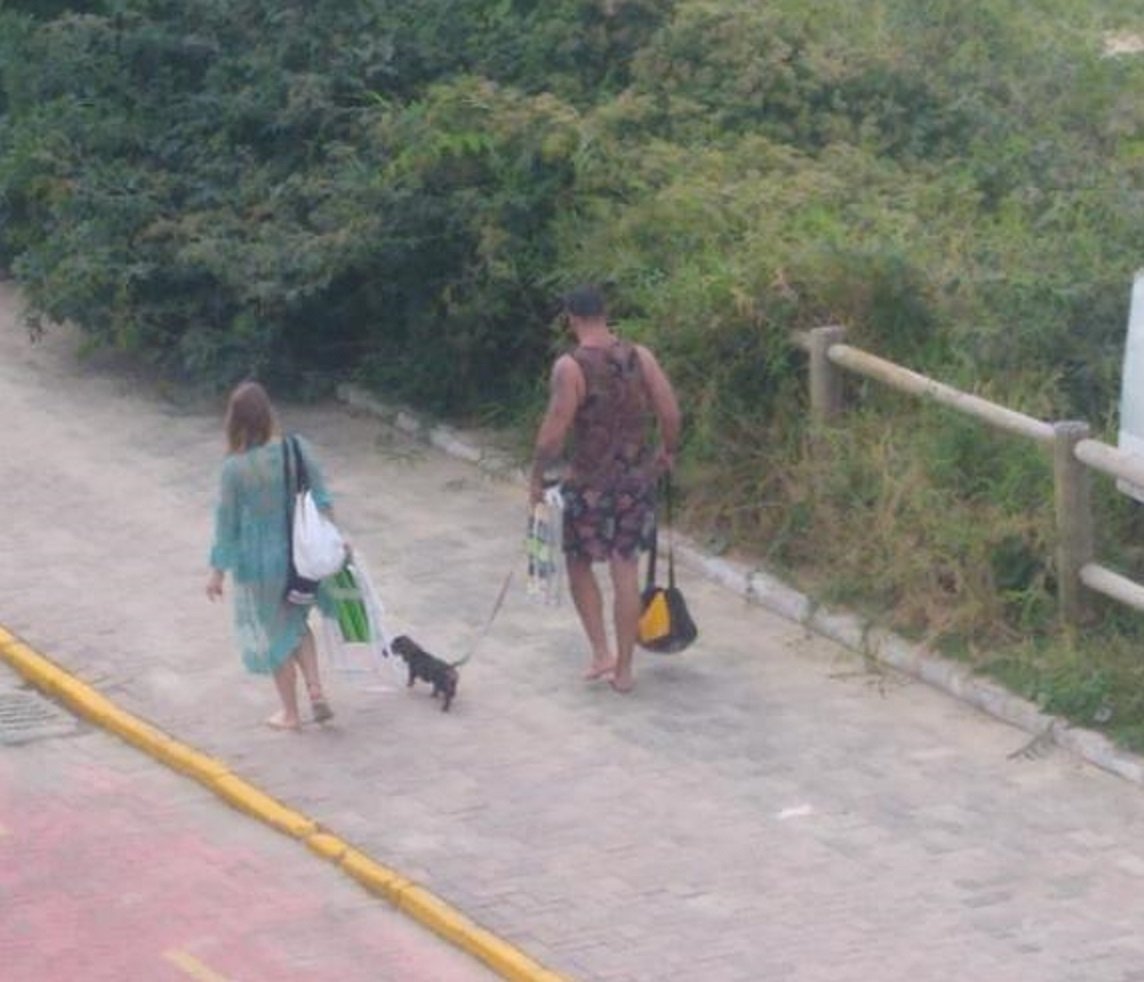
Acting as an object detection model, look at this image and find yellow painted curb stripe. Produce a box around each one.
[327,845,561,982]
[0,629,566,982]
[0,637,229,778]
[305,830,347,863]
[399,884,475,947]
[164,949,230,982]
[210,774,317,839]
[159,741,231,782]
[395,884,563,982]
[339,845,411,903]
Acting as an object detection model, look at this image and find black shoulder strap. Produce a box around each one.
[283,436,295,560]
[643,473,678,591]
[644,510,659,592]
[283,434,311,520]
[290,435,310,491]
[664,473,677,588]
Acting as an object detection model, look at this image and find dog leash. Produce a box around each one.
[450,564,516,668]
[451,485,563,667]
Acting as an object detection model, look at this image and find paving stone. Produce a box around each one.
[0,678,493,981]
[5,287,1144,980]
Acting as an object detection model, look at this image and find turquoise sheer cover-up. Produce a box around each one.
[210,436,336,675]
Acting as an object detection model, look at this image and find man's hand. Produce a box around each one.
[654,446,676,476]
[205,568,224,602]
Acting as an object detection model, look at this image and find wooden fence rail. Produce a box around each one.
[798,325,1144,625]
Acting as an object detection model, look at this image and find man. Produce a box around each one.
[530,285,681,693]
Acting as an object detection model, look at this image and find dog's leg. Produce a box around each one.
[442,675,455,711]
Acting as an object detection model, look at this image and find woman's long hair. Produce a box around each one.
[224,381,278,453]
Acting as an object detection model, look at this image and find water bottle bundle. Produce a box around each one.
[527,484,564,606]
[320,557,404,683]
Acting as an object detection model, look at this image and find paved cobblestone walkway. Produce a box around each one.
[3,284,1144,981]
[0,664,493,981]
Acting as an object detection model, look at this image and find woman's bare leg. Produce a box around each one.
[293,628,333,722]
[294,628,323,699]
[269,657,301,729]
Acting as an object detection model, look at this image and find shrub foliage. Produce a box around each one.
[4,0,1144,702]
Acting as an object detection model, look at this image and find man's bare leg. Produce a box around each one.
[609,554,641,693]
[566,555,615,679]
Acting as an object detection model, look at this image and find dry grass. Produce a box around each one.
[1103,32,1144,56]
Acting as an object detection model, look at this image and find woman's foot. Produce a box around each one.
[583,658,617,681]
[609,674,635,694]
[265,711,301,731]
[311,698,334,724]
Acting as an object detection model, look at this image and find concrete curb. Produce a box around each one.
[675,545,1144,786]
[0,626,564,982]
[336,384,1144,790]
[339,384,525,483]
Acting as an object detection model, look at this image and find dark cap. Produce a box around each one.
[562,284,606,319]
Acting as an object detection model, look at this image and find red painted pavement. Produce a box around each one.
[0,736,494,982]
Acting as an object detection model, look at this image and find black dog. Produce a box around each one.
[391,635,459,711]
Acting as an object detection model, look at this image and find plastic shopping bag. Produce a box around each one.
[526,485,563,606]
[293,489,347,581]
[320,558,403,685]
[329,567,370,643]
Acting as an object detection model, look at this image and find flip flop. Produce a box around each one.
[311,699,334,724]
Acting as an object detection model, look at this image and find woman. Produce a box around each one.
[206,381,336,730]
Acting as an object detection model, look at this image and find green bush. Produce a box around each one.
[4,0,1144,733]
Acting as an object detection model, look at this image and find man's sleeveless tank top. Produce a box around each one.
[568,340,654,490]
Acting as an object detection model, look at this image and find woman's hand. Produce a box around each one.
[205,568,225,602]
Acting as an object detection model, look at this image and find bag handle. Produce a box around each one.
[289,434,311,492]
[284,435,296,548]
[283,434,311,550]
[643,473,678,592]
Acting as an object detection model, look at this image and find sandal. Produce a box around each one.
[311,698,334,724]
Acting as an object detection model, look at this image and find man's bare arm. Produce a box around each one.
[637,345,682,467]
[530,354,582,500]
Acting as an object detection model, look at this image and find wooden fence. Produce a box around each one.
[798,325,1144,626]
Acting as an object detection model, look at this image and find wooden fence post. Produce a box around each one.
[1053,420,1094,626]
[808,325,846,423]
